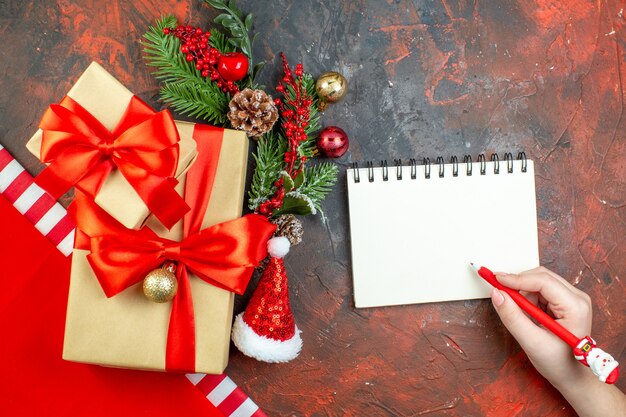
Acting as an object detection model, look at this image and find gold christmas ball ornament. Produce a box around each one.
[316,71,348,111]
[143,263,178,303]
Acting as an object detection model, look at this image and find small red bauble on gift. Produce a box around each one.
[217,52,249,81]
[317,126,349,158]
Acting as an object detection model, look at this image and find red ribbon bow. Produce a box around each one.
[87,214,275,298]
[36,95,190,229]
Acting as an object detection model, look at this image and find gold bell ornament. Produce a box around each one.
[315,71,348,111]
[143,262,178,303]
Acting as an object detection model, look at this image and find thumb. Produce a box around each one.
[491,288,545,350]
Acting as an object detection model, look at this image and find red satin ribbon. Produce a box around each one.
[36,95,190,229]
[86,214,274,297]
[72,125,276,372]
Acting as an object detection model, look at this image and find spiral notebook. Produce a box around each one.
[347,153,540,308]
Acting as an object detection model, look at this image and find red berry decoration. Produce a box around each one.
[164,24,242,95]
[256,54,314,217]
[217,52,249,82]
[317,126,349,158]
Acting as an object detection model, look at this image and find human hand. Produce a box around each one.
[490,266,592,389]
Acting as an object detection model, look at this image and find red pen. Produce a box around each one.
[471,263,619,384]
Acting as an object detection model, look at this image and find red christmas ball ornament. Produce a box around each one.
[217,52,249,81]
[317,126,349,158]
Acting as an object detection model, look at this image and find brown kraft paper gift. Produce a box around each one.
[63,126,249,373]
[26,61,197,230]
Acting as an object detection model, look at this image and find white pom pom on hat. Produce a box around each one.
[267,236,290,258]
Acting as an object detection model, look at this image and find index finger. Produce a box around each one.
[522,266,586,296]
[496,271,579,307]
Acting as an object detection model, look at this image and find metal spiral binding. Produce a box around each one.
[463,155,473,176]
[478,154,487,175]
[394,159,402,180]
[518,152,527,172]
[491,153,499,174]
[350,152,528,183]
[436,156,445,177]
[352,162,360,183]
[366,161,374,182]
[409,158,417,179]
[451,156,459,177]
[504,152,514,173]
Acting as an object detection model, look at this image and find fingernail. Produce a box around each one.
[491,288,505,307]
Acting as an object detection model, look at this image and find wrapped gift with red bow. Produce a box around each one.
[25,62,276,373]
[26,62,197,230]
[64,123,275,374]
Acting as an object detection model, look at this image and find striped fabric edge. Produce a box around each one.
[186,374,267,417]
[0,145,74,256]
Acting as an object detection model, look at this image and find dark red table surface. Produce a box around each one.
[1,1,624,416]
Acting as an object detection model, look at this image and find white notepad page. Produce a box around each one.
[347,159,539,308]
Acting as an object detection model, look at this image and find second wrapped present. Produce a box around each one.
[27,62,198,230]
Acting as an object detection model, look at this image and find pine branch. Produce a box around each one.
[160,82,229,125]
[299,163,339,212]
[208,29,237,54]
[142,15,205,85]
[142,15,231,126]
[248,133,287,210]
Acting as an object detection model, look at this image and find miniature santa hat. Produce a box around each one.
[232,236,302,362]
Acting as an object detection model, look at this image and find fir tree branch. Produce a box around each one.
[248,133,288,210]
[142,15,205,85]
[142,15,231,126]
[160,82,229,125]
[208,29,238,54]
[299,162,339,212]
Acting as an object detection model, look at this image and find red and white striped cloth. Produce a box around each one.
[0,145,74,256]
[0,143,266,417]
[187,374,266,417]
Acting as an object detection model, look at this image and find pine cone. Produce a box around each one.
[228,88,278,137]
[272,214,304,246]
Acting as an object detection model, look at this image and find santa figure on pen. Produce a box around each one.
[574,336,620,384]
